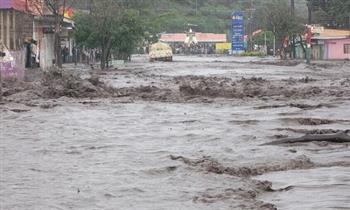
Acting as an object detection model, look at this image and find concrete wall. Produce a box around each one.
[311,45,324,60]
[39,33,55,70]
[0,9,14,49]
[0,9,56,74]
[325,38,350,60]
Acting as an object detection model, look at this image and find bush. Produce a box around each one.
[239,51,265,57]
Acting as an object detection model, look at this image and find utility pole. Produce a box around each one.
[89,0,93,14]
[291,0,296,59]
[25,0,29,12]
[273,26,276,57]
[248,0,255,51]
[0,61,2,102]
[195,0,198,16]
[291,0,295,16]
[0,45,5,102]
[307,0,312,24]
[264,32,267,55]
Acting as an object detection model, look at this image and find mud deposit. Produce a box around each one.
[1,56,350,209]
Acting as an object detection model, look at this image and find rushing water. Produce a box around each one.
[1,100,349,209]
[0,102,269,210]
[257,167,350,210]
[1,56,350,209]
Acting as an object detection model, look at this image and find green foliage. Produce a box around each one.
[134,0,310,40]
[74,0,314,63]
[74,14,97,48]
[239,51,265,57]
[73,0,310,37]
[259,0,303,46]
[311,0,350,28]
[74,0,144,67]
[111,10,144,59]
[252,31,275,48]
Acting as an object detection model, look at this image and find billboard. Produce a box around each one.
[231,11,245,53]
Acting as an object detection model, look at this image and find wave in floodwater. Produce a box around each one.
[1,101,349,210]
[1,57,350,209]
[256,166,350,210]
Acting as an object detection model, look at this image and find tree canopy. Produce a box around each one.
[72,0,308,34]
[259,0,303,44]
[309,0,350,28]
[74,0,144,69]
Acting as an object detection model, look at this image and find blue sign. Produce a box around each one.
[231,11,245,53]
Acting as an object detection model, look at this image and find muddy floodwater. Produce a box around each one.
[1,55,350,209]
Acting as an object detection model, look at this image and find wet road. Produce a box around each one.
[1,56,350,209]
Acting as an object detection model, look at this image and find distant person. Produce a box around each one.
[62,47,69,63]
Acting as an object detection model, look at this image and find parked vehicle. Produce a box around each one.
[149,42,173,62]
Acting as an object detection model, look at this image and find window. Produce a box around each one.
[345,44,350,54]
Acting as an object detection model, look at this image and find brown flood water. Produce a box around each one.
[1,55,350,209]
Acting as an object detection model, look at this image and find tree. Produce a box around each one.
[260,0,303,48]
[74,0,144,69]
[309,0,350,28]
[29,0,73,68]
[110,10,144,61]
[44,0,67,68]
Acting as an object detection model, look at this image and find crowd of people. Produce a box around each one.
[169,43,216,54]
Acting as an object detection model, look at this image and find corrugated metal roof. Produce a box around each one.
[313,36,349,40]
[313,28,350,39]
[160,33,227,43]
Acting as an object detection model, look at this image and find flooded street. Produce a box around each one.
[1,56,350,209]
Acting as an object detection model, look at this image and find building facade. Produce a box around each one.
[159,32,227,54]
[0,0,74,79]
[324,38,350,60]
[295,28,350,60]
[0,9,33,79]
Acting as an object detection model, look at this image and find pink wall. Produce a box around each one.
[325,38,350,60]
[0,50,25,80]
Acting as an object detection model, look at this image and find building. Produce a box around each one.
[0,0,37,78]
[159,32,227,54]
[312,28,350,60]
[295,27,350,60]
[0,0,74,79]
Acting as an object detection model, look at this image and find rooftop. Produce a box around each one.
[0,0,44,15]
[312,27,350,40]
[160,33,227,43]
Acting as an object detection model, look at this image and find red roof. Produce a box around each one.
[0,0,22,10]
[160,33,227,43]
[160,34,187,42]
[0,0,43,15]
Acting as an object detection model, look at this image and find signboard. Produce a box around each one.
[231,11,245,54]
[216,43,231,54]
